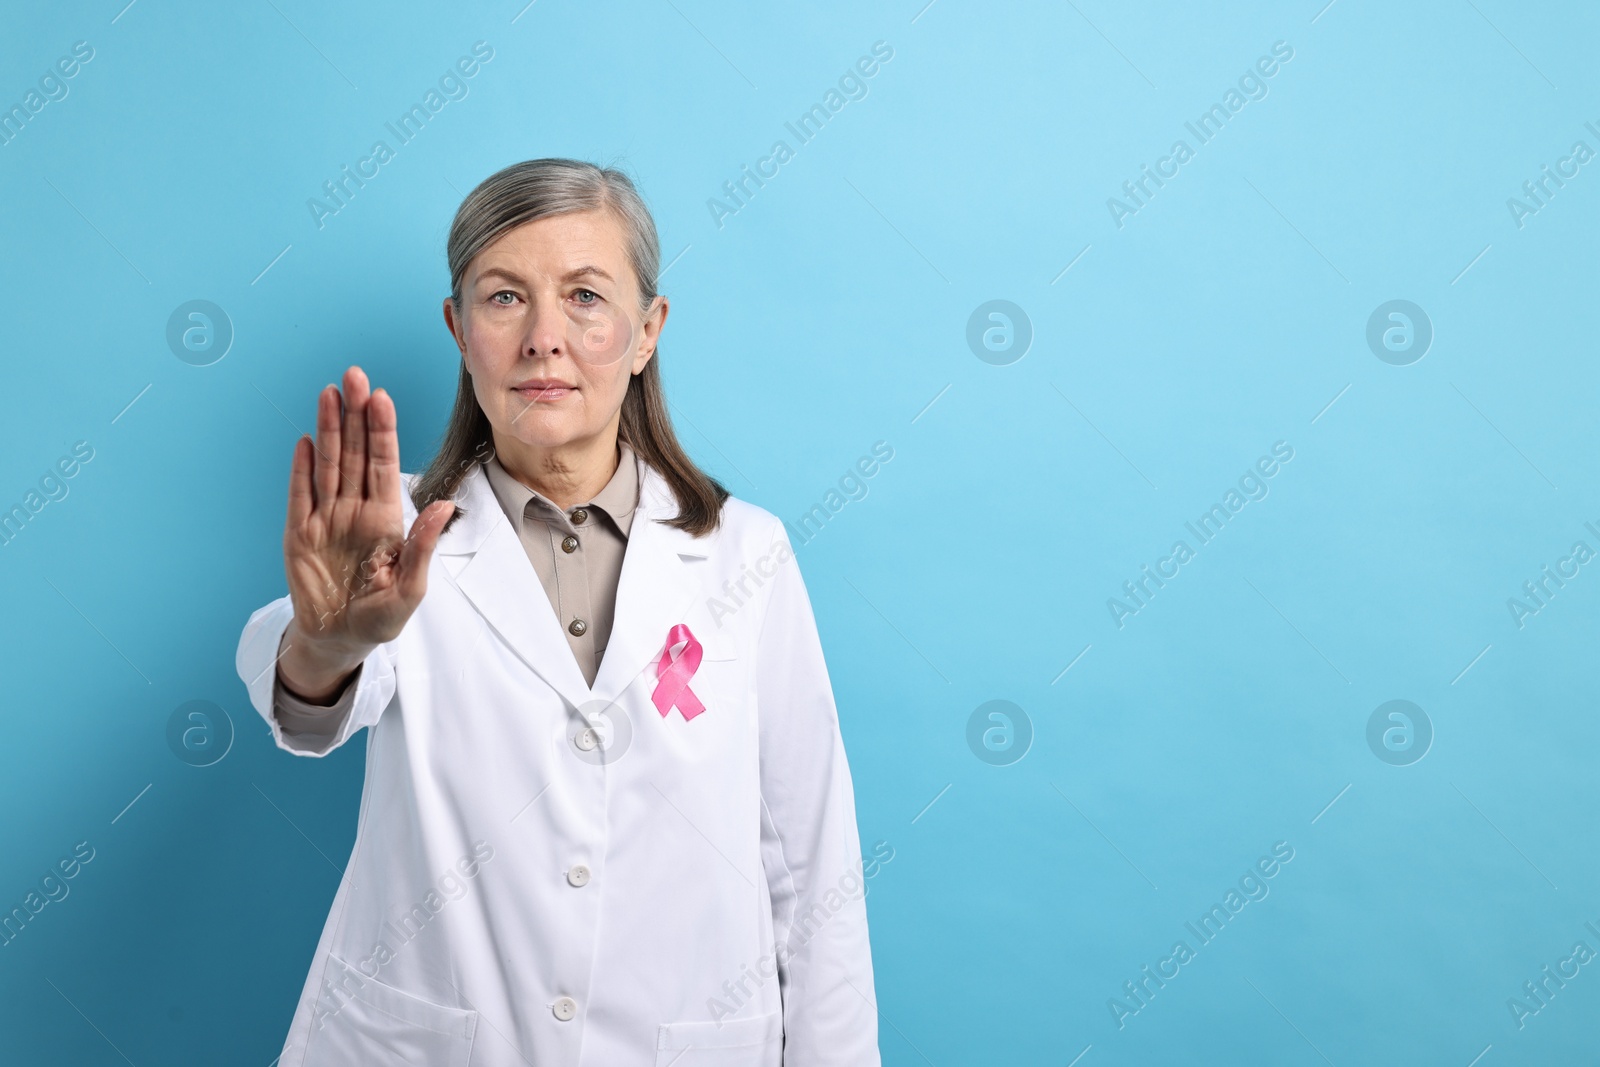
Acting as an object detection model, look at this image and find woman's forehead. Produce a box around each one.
[476,209,628,270]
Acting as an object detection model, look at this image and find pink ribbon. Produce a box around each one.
[651,623,705,722]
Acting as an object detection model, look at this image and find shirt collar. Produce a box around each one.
[483,439,641,539]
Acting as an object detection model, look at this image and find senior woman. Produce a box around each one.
[235,158,880,1066]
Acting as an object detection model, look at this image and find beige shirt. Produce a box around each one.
[273,440,641,736]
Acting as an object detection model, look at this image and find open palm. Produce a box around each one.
[283,366,456,657]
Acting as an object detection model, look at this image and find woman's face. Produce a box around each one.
[444,208,666,459]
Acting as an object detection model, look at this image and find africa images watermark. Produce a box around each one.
[1,40,95,148]
[1107,441,1295,628]
[1506,916,1600,1031]
[310,840,496,1030]
[1106,40,1295,229]
[1505,520,1600,630]
[1109,840,1296,1030]
[707,40,895,230]
[1505,118,1600,230]
[306,41,496,230]
[705,840,895,1027]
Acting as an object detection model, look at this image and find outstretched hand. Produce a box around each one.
[278,366,455,699]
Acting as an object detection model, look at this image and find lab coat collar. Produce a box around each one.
[433,454,710,712]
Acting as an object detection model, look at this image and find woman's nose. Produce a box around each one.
[522,297,567,358]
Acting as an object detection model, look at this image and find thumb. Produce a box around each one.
[396,500,457,604]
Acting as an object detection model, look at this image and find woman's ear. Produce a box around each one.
[442,297,469,359]
[632,294,668,373]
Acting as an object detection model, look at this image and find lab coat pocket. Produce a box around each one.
[302,956,478,1067]
[654,1009,782,1066]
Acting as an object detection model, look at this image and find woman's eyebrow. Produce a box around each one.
[564,265,614,283]
[476,266,526,285]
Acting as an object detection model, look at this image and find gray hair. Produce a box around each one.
[415,158,728,537]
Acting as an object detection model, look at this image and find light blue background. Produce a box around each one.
[2,0,1597,1063]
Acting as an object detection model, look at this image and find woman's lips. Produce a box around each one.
[513,382,575,401]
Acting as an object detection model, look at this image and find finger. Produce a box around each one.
[367,387,401,507]
[338,365,371,499]
[396,500,456,604]
[288,434,314,529]
[313,383,342,509]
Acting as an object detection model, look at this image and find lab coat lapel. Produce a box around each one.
[589,461,705,708]
[438,462,594,711]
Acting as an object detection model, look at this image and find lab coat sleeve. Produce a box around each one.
[755,519,881,1066]
[235,593,398,757]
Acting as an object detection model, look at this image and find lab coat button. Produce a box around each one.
[552,996,577,1021]
[569,618,587,636]
[575,728,599,751]
[570,508,589,525]
[561,535,579,553]
[567,864,591,887]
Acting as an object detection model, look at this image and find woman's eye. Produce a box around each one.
[574,289,599,305]
[491,290,517,305]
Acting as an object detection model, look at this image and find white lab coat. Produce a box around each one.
[235,456,880,1066]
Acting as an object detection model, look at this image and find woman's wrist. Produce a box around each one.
[276,618,373,702]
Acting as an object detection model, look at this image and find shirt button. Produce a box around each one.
[561,535,579,553]
[570,508,589,525]
[552,996,577,1021]
[567,864,591,887]
[574,728,599,751]
[568,618,587,636]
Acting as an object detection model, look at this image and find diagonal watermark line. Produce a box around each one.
[112,783,152,824]
[659,243,691,277]
[511,0,538,22]
[43,177,151,284]
[1051,642,1092,685]
[1063,0,1155,87]
[1452,781,1558,889]
[111,0,139,23]
[1243,976,1336,1065]
[910,0,938,24]
[911,783,951,824]
[660,0,757,88]
[1050,384,1158,489]
[1465,1043,1492,1067]
[1051,243,1092,284]
[1451,243,1491,285]
[112,383,152,424]
[45,977,138,1067]
[843,176,950,284]
[1311,383,1351,424]
[842,577,951,683]
[41,575,152,684]
[263,0,358,88]
[1067,1045,1093,1067]
[1463,0,1557,88]
[1242,177,1349,284]
[510,781,552,822]
[667,399,758,489]
[252,244,292,285]
[1311,783,1350,824]
[912,383,951,424]
[1451,643,1492,685]
[246,636,300,689]
[1310,0,1339,22]
[253,782,346,877]
[1242,576,1351,684]
[1050,780,1158,889]
[1449,382,1557,489]
[649,781,756,887]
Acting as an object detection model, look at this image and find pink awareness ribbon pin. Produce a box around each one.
[651,623,706,722]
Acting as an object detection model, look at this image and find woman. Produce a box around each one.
[235,159,880,1066]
